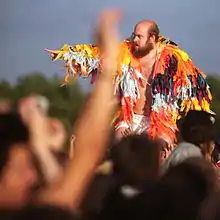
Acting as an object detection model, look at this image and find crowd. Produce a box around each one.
[0,10,220,220]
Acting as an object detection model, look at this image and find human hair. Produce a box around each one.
[148,22,160,42]
[112,134,160,188]
[180,110,215,147]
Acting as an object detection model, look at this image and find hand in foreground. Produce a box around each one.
[24,9,123,210]
[18,96,65,182]
[95,9,121,75]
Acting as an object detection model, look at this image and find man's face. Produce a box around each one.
[130,24,154,58]
[0,144,38,206]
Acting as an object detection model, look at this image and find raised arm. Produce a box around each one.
[36,9,121,210]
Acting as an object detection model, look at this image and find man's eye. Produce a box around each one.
[130,33,135,40]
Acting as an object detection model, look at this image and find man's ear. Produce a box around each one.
[150,35,156,42]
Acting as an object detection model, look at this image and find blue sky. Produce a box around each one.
[1,0,220,89]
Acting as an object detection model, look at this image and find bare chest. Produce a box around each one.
[132,59,156,115]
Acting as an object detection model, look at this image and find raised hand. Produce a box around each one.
[19,96,66,151]
[32,9,122,209]
[95,9,121,75]
[18,96,65,182]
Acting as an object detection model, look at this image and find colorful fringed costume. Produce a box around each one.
[46,36,213,143]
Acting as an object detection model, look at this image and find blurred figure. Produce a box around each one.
[13,9,120,219]
[0,113,38,210]
[162,110,216,173]
[213,140,220,167]
[111,134,160,189]
[139,158,218,220]
[97,134,160,220]
[80,172,115,220]
[159,143,173,165]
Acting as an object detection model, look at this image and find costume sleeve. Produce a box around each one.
[149,45,213,142]
[46,44,101,86]
[171,47,213,116]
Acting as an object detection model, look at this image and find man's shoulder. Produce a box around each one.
[174,142,201,154]
[161,142,203,174]
[169,142,202,164]
[158,36,191,62]
[158,36,178,47]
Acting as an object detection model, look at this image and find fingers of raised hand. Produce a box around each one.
[96,9,121,49]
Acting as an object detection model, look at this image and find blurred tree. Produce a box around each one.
[0,80,15,100]
[0,72,86,137]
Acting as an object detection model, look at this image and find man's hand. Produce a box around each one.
[159,139,174,164]
[121,127,134,137]
[18,96,65,182]
[0,100,11,113]
[96,10,121,50]
[44,49,59,60]
[114,126,133,143]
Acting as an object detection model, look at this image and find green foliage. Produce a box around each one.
[0,72,86,135]
[207,75,220,137]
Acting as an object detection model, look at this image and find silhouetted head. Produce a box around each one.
[130,20,160,58]
[180,110,216,160]
[112,134,160,189]
[139,158,217,220]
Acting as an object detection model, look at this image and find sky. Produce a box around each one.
[1,0,220,90]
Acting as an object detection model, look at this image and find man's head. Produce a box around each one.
[180,110,216,160]
[130,20,160,58]
[143,158,217,220]
[0,113,38,208]
[112,134,160,189]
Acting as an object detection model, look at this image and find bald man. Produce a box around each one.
[115,21,168,141]
[46,18,213,146]
[115,21,159,132]
[131,20,160,58]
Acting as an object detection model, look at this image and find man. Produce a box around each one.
[46,20,213,145]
